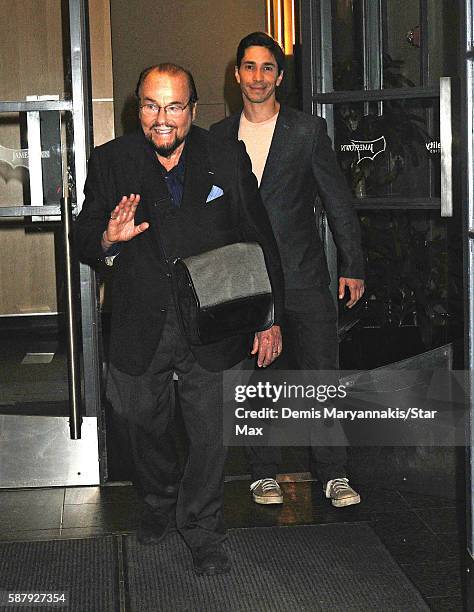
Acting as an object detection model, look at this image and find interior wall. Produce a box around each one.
[0,0,114,316]
[110,0,265,135]
[0,0,64,316]
[89,0,115,146]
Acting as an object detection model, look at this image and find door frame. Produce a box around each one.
[462,0,474,605]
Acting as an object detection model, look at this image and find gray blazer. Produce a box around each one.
[211,105,364,295]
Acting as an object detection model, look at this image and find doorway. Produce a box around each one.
[0,0,102,488]
[300,0,472,606]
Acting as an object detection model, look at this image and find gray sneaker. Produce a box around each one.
[250,478,283,504]
[324,478,361,508]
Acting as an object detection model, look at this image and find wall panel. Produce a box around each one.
[110,0,265,133]
[0,0,64,316]
[89,0,115,146]
[0,0,114,316]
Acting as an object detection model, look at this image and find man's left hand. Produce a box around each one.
[251,325,282,368]
[339,277,365,308]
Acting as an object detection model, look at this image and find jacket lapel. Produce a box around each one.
[137,135,171,208]
[125,131,172,245]
[128,132,169,204]
[228,106,292,196]
[228,114,240,141]
[181,126,214,210]
[259,106,292,196]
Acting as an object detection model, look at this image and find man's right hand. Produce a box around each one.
[102,193,149,251]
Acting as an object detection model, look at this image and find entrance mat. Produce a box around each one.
[125,523,429,611]
[0,536,117,611]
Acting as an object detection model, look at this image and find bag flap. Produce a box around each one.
[181,242,272,309]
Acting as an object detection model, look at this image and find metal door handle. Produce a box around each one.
[440,77,453,217]
[62,192,83,439]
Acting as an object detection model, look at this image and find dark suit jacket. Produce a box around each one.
[75,126,284,375]
[211,106,364,303]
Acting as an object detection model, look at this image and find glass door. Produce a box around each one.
[299,0,466,508]
[0,0,102,487]
[300,2,474,603]
[301,0,462,370]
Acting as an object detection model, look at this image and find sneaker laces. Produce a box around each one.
[325,478,350,496]
[250,478,280,492]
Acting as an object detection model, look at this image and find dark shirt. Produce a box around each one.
[158,149,186,207]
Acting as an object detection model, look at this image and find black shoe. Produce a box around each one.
[192,545,231,576]
[137,508,174,545]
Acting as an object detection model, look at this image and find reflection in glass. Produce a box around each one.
[331,0,421,91]
[0,0,68,102]
[0,0,73,418]
[384,0,421,87]
[330,1,460,92]
[333,99,439,199]
[331,0,364,91]
[424,0,459,86]
[340,210,462,368]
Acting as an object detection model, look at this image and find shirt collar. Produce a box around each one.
[158,146,186,180]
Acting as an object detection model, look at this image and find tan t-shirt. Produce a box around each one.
[238,111,279,186]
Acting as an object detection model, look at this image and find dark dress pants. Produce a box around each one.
[247,285,347,484]
[106,306,233,551]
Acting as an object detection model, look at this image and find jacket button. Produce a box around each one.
[160,307,167,313]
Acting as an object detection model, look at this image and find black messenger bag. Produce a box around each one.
[173,242,274,345]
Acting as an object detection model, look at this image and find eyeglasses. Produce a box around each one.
[139,98,193,117]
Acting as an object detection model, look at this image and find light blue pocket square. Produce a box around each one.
[206,184,224,203]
